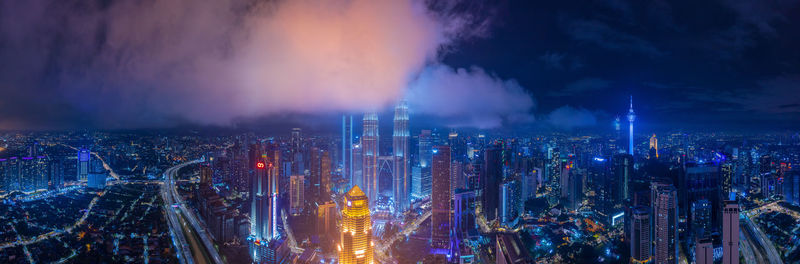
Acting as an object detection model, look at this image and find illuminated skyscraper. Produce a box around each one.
[343,115,354,189]
[431,145,451,253]
[200,165,212,186]
[250,160,287,263]
[630,206,651,264]
[722,200,740,264]
[393,101,410,213]
[20,156,49,191]
[649,134,658,159]
[321,150,332,200]
[614,153,633,205]
[691,199,711,238]
[87,172,106,190]
[411,166,423,199]
[290,129,302,177]
[614,116,622,153]
[418,130,433,199]
[721,163,733,199]
[453,189,477,239]
[362,112,379,203]
[353,144,363,189]
[310,147,322,202]
[500,179,520,225]
[49,158,64,190]
[561,167,582,212]
[291,128,302,155]
[317,201,337,246]
[522,168,541,200]
[289,175,304,215]
[78,148,90,182]
[684,163,721,235]
[450,160,463,193]
[547,147,561,187]
[418,130,432,168]
[651,183,678,264]
[482,145,502,221]
[339,185,374,264]
[628,96,636,156]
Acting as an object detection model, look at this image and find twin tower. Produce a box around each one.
[342,101,410,213]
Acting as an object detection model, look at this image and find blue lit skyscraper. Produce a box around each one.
[78,148,90,182]
[251,160,278,241]
[500,179,520,225]
[362,112,379,203]
[418,130,433,199]
[342,115,354,189]
[411,166,423,199]
[628,96,636,156]
[250,160,288,263]
[393,101,409,213]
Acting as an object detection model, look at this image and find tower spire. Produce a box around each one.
[627,95,636,156]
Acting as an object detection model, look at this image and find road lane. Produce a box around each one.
[162,160,223,264]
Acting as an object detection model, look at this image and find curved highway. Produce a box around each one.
[162,160,224,264]
[742,215,783,264]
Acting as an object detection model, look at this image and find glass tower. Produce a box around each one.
[393,101,409,213]
[362,112,379,203]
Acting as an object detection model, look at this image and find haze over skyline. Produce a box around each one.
[1,0,798,131]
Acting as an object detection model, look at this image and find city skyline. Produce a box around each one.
[0,113,798,263]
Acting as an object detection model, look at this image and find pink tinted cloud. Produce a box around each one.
[0,0,534,129]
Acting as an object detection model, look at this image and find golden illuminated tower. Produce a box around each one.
[339,185,374,264]
[649,134,658,159]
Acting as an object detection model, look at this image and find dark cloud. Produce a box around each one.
[564,19,664,57]
[442,0,800,130]
[721,0,795,36]
[2,0,800,131]
[549,78,609,97]
[545,106,599,130]
[539,52,566,70]
[779,103,800,110]
[750,75,800,113]
[539,51,583,71]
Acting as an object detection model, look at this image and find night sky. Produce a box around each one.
[0,0,798,131]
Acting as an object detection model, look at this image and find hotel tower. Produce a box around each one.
[339,185,374,264]
[249,160,288,263]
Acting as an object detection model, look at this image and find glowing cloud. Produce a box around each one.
[407,65,535,128]
[0,0,531,129]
